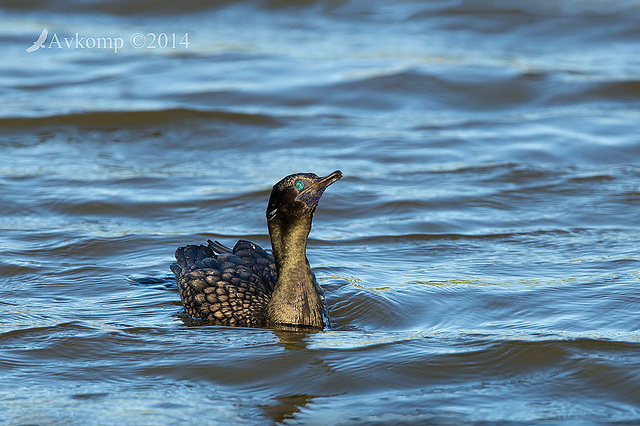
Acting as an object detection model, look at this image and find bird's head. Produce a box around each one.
[266,170,342,227]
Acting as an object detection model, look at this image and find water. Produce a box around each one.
[1,0,640,423]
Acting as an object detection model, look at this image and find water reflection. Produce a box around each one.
[259,393,318,424]
[273,327,318,350]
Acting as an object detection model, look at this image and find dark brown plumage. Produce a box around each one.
[171,171,342,329]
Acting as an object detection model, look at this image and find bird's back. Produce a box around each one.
[171,240,277,327]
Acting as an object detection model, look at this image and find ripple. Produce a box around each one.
[0,108,283,129]
[2,0,640,422]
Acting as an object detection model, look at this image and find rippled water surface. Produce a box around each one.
[1,1,640,423]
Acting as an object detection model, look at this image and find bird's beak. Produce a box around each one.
[296,170,343,209]
[315,170,343,189]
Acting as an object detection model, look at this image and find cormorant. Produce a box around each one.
[170,170,342,329]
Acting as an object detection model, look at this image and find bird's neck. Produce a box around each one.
[266,218,324,328]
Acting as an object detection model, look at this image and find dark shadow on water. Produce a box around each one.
[259,393,318,424]
[71,392,109,400]
[128,275,176,290]
[173,312,325,344]
[272,327,320,350]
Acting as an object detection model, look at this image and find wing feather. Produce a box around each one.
[173,241,276,327]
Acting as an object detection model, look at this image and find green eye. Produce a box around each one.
[295,180,304,191]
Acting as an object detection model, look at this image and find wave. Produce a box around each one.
[6,0,639,17]
[0,108,282,129]
[2,0,351,16]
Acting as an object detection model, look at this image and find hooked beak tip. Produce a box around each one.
[320,170,343,186]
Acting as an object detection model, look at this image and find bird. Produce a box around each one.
[26,28,48,53]
[170,170,343,329]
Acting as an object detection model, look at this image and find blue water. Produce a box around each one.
[1,1,639,423]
